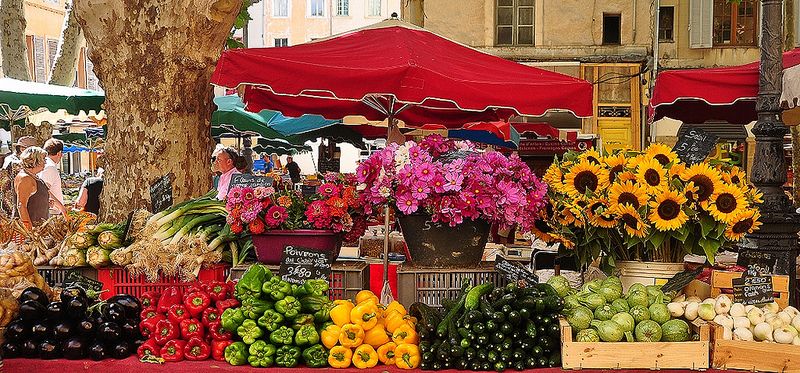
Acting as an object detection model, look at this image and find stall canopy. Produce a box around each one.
[650,48,800,124]
[0,78,104,117]
[407,121,521,149]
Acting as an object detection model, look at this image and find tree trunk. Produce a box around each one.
[73,0,243,220]
[791,125,800,206]
[49,0,84,86]
[0,0,31,80]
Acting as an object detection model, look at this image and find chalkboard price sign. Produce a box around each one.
[230,174,274,189]
[736,248,794,277]
[279,246,332,285]
[495,255,538,287]
[63,270,104,292]
[672,127,719,165]
[732,271,774,306]
[150,174,173,214]
[300,185,317,197]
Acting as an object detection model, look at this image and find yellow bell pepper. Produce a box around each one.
[355,290,378,305]
[338,323,365,348]
[321,324,341,349]
[384,310,410,334]
[363,322,391,347]
[391,323,419,345]
[377,342,397,365]
[330,300,354,327]
[352,344,379,369]
[384,300,406,316]
[328,346,352,368]
[395,343,420,370]
[350,301,379,331]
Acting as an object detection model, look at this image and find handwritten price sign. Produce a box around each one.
[279,246,332,285]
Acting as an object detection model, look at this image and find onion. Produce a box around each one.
[774,326,795,344]
[714,314,734,329]
[754,322,774,342]
[685,302,700,321]
[784,306,800,319]
[748,307,765,326]
[715,295,732,315]
[729,303,747,317]
[667,302,685,318]
[687,296,702,303]
[733,316,751,330]
[734,327,754,341]
[702,298,717,305]
[764,301,781,314]
[792,314,800,331]
[672,294,686,303]
[778,311,793,326]
[698,303,716,321]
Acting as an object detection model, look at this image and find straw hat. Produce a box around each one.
[13,136,37,153]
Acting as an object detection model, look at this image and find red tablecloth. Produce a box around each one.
[1,357,721,373]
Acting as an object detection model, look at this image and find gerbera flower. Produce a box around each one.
[588,199,617,228]
[264,206,288,227]
[318,182,340,198]
[724,209,762,240]
[681,163,723,203]
[708,184,747,224]
[604,153,628,184]
[563,160,609,198]
[645,143,679,166]
[648,190,688,231]
[615,204,648,238]
[635,158,667,192]
[609,181,648,210]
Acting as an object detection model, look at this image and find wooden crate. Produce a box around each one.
[711,270,790,309]
[560,318,710,370]
[711,323,800,372]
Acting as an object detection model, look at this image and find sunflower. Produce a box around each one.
[669,163,687,180]
[557,205,585,228]
[635,158,668,192]
[531,219,557,243]
[747,187,764,204]
[648,190,688,231]
[722,166,748,186]
[604,153,628,184]
[707,184,747,223]
[724,209,762,241]
[683,181,700,203]
[588,199,617,228]
[645,143,679,166]
[615,204,648,238]
[609,181,648,210]
[543,164,564,192]
[616,171,637,183]
[681,163,723,203]
[563,160,609,198]
[579,149,603,165]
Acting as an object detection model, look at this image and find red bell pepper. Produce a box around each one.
[139,314,165,339]
[184,337,211,361]
[183,283,205,302]
[167,304,190,324]
[216,298,240,313]
[201,307,220,326]
[154,319,180,345]
[226,280,236,294]
[137,339,161,358]
[184,291,211,317]
[211,340,233,361]
[180,318,205,340]
[157,287,182,314]
[140,291,160,309]
[140,306,159,321]
[208,320,232,341]
[207,281,228,302]
[160,339,186,362]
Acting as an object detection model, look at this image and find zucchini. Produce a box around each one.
[437,282,471,338]
[465,283,494,310]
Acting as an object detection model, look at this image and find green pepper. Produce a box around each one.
[303,279,329,296]
[221,308,246,332]
[291,314,315,330]
[241,297,273,320]
[262,277,293,301]
[224,341,249,366]
[294,324,320,346]
[257,309,285,332]
[235,264,270,300]
[247,340,277,367]
[301,344,328,368]
[274,296,301,318]
[300,294,332,313]
[313,302,334,323]
[236,319,264,345]
[275,345,301,367]
[269,326,295,345]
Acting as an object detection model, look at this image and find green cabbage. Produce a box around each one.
[630,305,651,324]
[578,293,606,310]
[634,320,663,342]
[627,290,649,308]
[611,298,630,313]
[649,302,671,324]
[575,328,600,342]
[591,320,624,342]
[661,319,690,342]
[547,275,572,298]
[594,304,616,321]
[566,306,594,332]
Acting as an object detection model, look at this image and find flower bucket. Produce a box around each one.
[252,230,342,264]
[397,214,490,267]
[615,260,685,292]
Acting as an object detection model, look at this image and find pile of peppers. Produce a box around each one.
[136,280,239,363]
[220,264,333,368]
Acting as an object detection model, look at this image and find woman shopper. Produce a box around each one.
[14,147,67,229]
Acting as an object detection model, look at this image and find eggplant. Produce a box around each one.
[1,342,20,358]
[108,295,142,320]
[88,342,108,361]
[38,339,61,360]
[52,321,74,340]
[46,301,64,320]
[61,338,86,360]
[111,341,132,359]
[19,300,46,322]
[31,322,51,341]
[64,297,88,320]
[61,286,87,306]
[77,318,97,337]
[4,319,28,342]
[97,322,121,343]
[20,340,37,357]
[19,287,48,306]
[120,319,141,340]
[103,303,127,324]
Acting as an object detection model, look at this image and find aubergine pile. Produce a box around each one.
[0,286,143,360]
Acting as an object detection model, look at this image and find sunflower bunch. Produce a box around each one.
[536,144,762,268]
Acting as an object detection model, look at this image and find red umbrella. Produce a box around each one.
[650,48,800,124]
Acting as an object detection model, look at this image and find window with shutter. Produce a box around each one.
[47,39,58,75]
[273,0,288,17]
[495,0,534,46]
[713,0,757,46]
[33,36,47,83]
[336,0,349,16]
[689,0,713,48]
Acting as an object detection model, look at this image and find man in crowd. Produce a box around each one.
[39,138,65,214]
[215,147,242,200]
[286,156,301,184]
[0,136,36,217]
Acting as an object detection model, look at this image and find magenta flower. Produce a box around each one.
[264,206,288,228]
[411,182,431,200]
[414,162,436,182]
[431,175,448,194]
[396,193,419,214]
[443,172,464,192]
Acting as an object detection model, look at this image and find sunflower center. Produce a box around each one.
[654,154,671,166]
[657,199,681,220]
[574,171,599,193]
[716,193,738,213]
[587,156,600,164]
[600,214,615,222]
[534,220,553,234]
[609,165,624,184]
[621,214,638,229]
[644,169,662,186]
[732,218,754,234]
[689,175,714,201]
[590,202,604,213]
[732,175,741,184]
[618,192,640,208]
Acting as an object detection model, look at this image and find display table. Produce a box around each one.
[1,357,724,373]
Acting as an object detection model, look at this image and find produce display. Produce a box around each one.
[556,275,693,342]
[1,211,95,266]
[219,264,334,368]
[0,286,142,360]
[412,281,563,371]
[136,280,238,362]
[0,248,55,325]
[52,222,125,268]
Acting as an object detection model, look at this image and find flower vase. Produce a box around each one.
[252,230,343,264]
[397,213,490,267]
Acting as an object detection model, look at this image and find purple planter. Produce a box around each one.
[252,230,343,264]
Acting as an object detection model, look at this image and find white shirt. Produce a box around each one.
[38,157,63,205]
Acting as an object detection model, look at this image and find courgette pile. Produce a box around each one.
[409,281,564,371]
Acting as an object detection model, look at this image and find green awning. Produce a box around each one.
[0,78,104,114]
[211,95,287,140]
[253,137,310,155]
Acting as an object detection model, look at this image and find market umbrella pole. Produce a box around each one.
[380,108,403,304]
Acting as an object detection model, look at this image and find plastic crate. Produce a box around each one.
[36,266,98,287]
[397,264,508,309]
[229,261,369,301]
[96,264,229,300]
